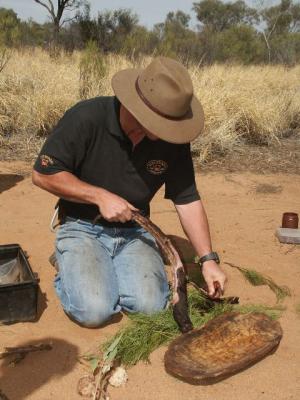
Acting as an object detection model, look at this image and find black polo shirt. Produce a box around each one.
[34,96,200,225]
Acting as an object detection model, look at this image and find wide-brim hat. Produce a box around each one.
[112,57,204,144]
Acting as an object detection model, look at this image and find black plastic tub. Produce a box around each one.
[0,243,39,324]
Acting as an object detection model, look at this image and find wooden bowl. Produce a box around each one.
[164,312,282,384]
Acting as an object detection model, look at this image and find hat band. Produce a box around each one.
[135,79,186,121]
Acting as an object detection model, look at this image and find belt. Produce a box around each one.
[65,215,140,229]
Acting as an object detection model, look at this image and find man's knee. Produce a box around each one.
[65,299,118,328]
[121,287,169,315]
[136,298,167,314]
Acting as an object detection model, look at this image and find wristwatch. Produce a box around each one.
[198,251,220,267]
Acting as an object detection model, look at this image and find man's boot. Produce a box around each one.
[48,252,59,272]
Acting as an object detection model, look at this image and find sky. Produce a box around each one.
[0,0,201,28]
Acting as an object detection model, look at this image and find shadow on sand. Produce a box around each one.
[0,174,24,194]
[0,337,79,400]
[168,234,196,263]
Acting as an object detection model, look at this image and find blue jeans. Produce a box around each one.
[54,218,169,327]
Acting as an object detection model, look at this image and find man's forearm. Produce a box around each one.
[176,200,226,297]
[175,200,213,258]
[32,170,102,205]
[32,170,137,222]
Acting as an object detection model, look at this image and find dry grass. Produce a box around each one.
[0,48,299,162]
[255,183,283,194]
[190,64,300,162]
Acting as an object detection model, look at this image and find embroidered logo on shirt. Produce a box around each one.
[146,160,168,175]
[40,154,54,167]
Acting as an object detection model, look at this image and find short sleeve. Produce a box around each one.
[33,106,93,175]
[164,143,200,204]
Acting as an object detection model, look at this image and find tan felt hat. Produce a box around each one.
[111,57,205,144]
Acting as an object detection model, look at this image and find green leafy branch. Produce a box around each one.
[224,262,291,302]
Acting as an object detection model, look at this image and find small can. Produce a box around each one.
[282,212,299,229]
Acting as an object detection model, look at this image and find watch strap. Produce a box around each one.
[199,251,220,267]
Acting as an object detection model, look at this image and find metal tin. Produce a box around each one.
[282,212,299,229]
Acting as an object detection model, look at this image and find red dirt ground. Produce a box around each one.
[0,161,300,400]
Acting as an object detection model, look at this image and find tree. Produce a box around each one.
[269,31,300,64]
[192,0,261,64]
[216,25,265,63]
[262,0,300,34]
[18,19,52,47]
[165,10,191,29]
[0,8,22,46]
[33,0,86,44]
[96,8,139,52]
[193,0,259,32]
[152,11,201,63]
[121,26,159,59]
[258,0,300,62]
[78,8,139,53]
[76,2,97,45]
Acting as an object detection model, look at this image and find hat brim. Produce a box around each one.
[112,69,204,144]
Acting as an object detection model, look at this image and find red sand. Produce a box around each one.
[0,161,299,400]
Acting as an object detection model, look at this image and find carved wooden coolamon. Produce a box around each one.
[164,312,283,384]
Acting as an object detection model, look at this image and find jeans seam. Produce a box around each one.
[55,248,73,314]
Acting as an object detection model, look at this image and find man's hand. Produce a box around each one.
[96,189,138,223]
[201,260,227,298]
